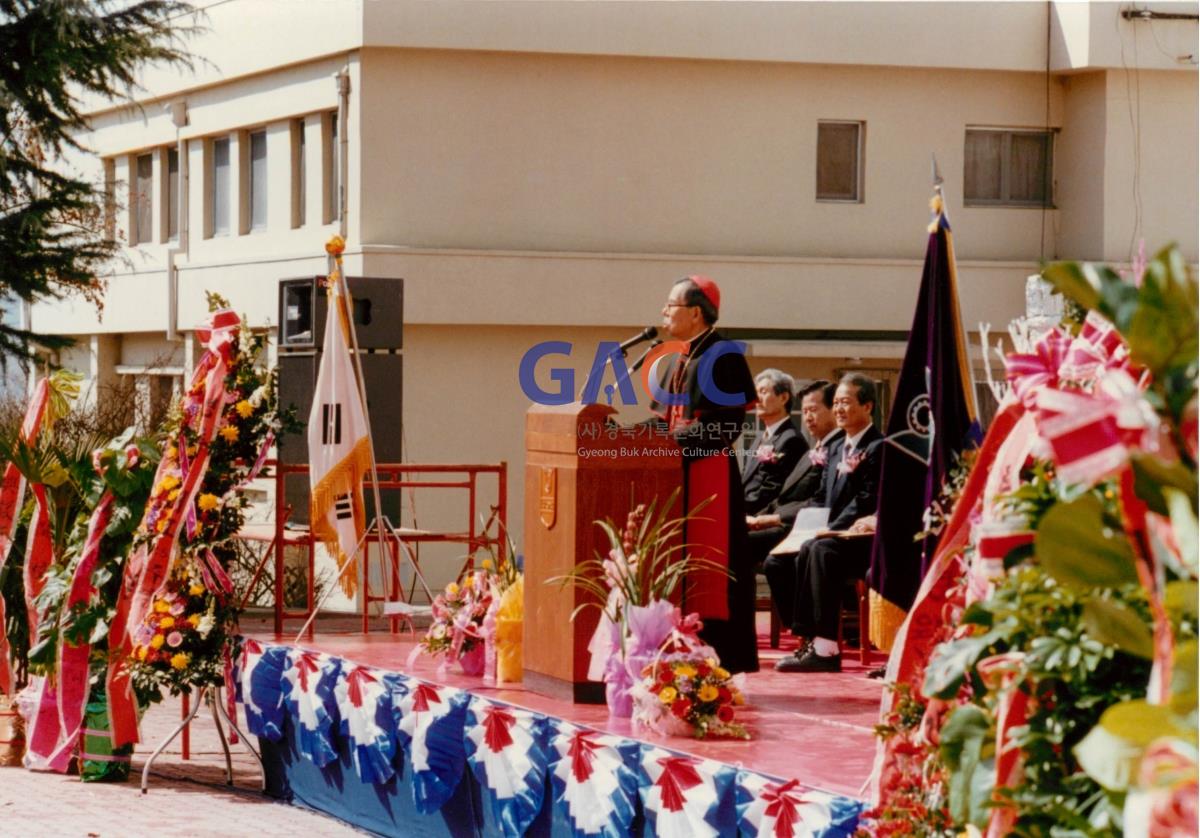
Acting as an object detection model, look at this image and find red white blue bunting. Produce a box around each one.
[234,639,287,742]
[735,773,862,838]
[235,641,862,836]
[394,679,468,814]
[638,746,737,837]
[548,721,641,838]
[333,664,398,785]
[281,648,341,767]
[463,696,549,837]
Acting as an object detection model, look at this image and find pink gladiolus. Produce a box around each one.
[124,444,140,467]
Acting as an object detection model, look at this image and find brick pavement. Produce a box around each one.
[0,694,365,838]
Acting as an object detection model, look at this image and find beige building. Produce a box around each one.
[34,1,1200,600]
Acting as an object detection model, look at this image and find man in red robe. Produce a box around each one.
[647,276,759,673]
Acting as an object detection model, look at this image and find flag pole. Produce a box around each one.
[318,236,392,635]
[929,153,980,419]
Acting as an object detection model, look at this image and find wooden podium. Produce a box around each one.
[522,402,681,702]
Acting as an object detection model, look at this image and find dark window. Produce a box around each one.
[964,129,1053,207]
[328,112,340,222]
[816,121,863,202]
[294,119,306,228]
[166,147,179,241]
[134,153,153,243]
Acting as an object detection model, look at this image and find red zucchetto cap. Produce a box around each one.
[687,275,720,311]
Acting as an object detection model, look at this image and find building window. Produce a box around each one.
[816,121,863,202]
[292,118,306,228]
[211,137,230,236]
[249,129,268,231]
[103,158,116,240]
[133,152,153,244]
[164,147,179,242]
[964,128,1054,207]
[325,110,340,223]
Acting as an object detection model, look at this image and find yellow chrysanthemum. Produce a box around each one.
[481,558,494,571]
[157,474,180,494]
[170,653,190,670]
[732,689,746,706]
[219,425,239,443]
[235,400,255,419]
[463,574,474,589]
[673,664,697,678]
[658,686,677,704]
[445,581,459,596]
[189,583,205,596]
[197,493,220,512]
[160,616,175,629]
[187,614,201,627]
[155,518,169,532]
[150,634,164,650]
[697,684,719,703]
[154,600,170,613]
[167,489,180,502]
[186,445,198,456]
[714,667,730,680]
[136,646,148,661]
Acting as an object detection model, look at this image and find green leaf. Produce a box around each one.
[1131,453,1198,516]
[1128,246,1199,375]
[1098,699,1190,746]
[1081,597,1153,658]
[924,631,1004,700]
[939,704,993,827]
[1035,495,1138,588]
[1041,261,1104,314]
[1165,580,1199,621]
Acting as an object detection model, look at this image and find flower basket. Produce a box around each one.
[457,643,486,677]
[0,694,23,767]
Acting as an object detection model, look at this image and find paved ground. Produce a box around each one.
[0,693,365,838]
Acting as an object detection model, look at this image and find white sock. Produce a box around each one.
[812,637,840,657]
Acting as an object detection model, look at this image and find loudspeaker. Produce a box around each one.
[279,276,403,350]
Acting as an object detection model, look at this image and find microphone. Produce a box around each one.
[618,326,658,356]
[629,340,662,373]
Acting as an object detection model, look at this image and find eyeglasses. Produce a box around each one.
[663,302,693,309]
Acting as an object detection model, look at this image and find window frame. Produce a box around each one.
[815,120,865,204]
[963,127,1056,209]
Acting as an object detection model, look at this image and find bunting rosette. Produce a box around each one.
[393,680,468,813]
[334,664,399,784]
[235,639,287,742]
[282,649,341,767]
[638,747,737,837]
[548,722,641,838]
[463,697,548,837]
[736,773,861,838]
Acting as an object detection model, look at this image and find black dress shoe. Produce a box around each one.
[775,648,841,673]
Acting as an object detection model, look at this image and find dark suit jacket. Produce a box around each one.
[812,425,884,531]
[769,428,845,526]
[741,417,806,515]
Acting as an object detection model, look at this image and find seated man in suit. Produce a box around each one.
[742,369,805,515]
[745,380,842,566]
[770,373,884,673]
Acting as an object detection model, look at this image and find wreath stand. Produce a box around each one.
[140,684,263,794]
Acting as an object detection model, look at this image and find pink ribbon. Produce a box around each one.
[1004,329,1071,408]
[0,379,50,695]
[977,652,1029,838]
[42,492,116,771]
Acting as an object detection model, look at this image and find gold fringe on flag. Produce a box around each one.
[309,435,372,597]
[869,590,909,654]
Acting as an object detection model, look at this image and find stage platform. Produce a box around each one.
[236,615,881,837]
